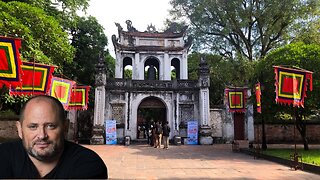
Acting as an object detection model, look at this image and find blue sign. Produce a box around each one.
[187,121,198,145]
[105,120,117,145]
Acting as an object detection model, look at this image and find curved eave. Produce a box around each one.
[113,44,191,52]
[122,31,185,38]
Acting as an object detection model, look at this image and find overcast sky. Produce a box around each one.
[84,0,172,57]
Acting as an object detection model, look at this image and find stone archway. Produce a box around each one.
[144,57,160,80]
[137,97,167,141]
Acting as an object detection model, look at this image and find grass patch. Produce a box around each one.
[263,149,320,166]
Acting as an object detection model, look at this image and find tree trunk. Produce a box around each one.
[295,110,309,150]
[302,136,309,151]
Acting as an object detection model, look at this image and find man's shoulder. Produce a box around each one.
[64,141,97,156]
[60,141,108,178]
[63,141,105,163]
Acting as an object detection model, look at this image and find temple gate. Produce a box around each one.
[92,20,212,144]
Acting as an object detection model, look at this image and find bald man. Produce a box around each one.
[0,95,108,178]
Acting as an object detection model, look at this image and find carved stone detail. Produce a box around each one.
[179,104,194,126]
[199,56,210,75]
[111,104,125,124]
[115,22,123,32]
[147,23,157,33]
[198,56,210,88]
[179,93,193,102]
[95,53,106,86]
[126,20,138,32]
[110,93,125,101]
[90,125,105,145]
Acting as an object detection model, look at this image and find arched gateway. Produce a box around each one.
[92,20,212,144]
[137,97,166,139]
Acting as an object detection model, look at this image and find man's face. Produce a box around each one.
[17,99,67,162]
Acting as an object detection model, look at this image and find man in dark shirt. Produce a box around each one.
[162,121,170,149]
[0,95,108,178]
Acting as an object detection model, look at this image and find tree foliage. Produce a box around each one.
[256,43,320,117]
[63,16,115,108]
[255,42,320,150]
[2,0,89,19]
[169,0,320,61]
[292,19,320,45]
[64,16,112,87]
[188,52,255,106]
[0,1,75,65]
[0,0,114,113]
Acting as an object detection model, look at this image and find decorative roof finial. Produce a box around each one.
[147,23,157,33]
[126,20,137,32]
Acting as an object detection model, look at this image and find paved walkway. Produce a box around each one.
[84,143,320,180]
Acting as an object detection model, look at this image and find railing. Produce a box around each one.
[105,79,199,91]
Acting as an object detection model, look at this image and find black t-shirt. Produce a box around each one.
[162,124,170,136]
[0,140,108,179]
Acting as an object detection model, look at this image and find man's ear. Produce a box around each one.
[16,121,23,139]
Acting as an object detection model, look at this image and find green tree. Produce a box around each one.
[0,1,78,113]
[255,42,320,150]
[292,19,320,45]
[169,0,319,61]
[2,0,89,21]
[0,1,75,65]
[64,16,111,86]
[2,0,90,41]
[188,52,255,106]
[124,69,132,79]
[63,16,115,107]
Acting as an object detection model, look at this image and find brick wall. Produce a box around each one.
[2,117,320,144]
[0,118,19,141]
[254,124,320,143]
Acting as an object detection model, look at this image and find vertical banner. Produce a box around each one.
[105,120,117,145]
[187,121,198,145]
[255,82,262,113]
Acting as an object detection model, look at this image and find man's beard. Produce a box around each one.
[24,137,64,162]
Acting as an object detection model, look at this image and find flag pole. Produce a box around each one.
[291,106,302,170]
[32,59,35,95]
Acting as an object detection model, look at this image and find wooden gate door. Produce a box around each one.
[234,113,245,140]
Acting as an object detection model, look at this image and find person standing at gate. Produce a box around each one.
[150,121,156,146]
[162,121,170,149]
[154,121,162,148]
[158,121,163,148]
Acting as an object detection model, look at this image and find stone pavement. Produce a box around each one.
[84,143,320,180]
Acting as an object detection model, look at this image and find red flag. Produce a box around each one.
[0,36,23,88]
[10,62,56,95]
[49,76,76,110]
[255,82,262,113]
[68,86,90,110]
[274,66,313,108]
[225,87,247,113]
